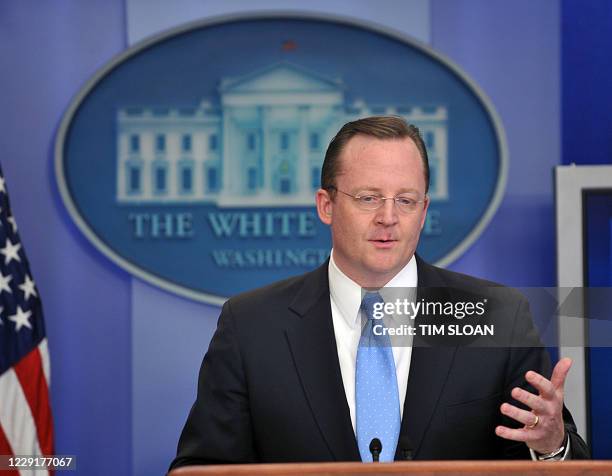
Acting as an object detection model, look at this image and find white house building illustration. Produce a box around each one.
[116,62,448,206]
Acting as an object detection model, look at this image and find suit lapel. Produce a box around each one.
[285,264,360,462]
[396,257,458,458]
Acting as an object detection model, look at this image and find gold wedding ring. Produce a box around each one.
[526,414,539,429]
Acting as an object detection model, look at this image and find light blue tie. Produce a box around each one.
[356,292,401,462]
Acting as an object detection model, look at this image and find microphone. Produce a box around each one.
[369,438,382,462]
[398,435,414,460]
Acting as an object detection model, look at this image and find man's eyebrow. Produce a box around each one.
[351,186,383,193]
[396,188,421,195]
[351,187,421,194]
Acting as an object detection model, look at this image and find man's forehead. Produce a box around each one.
[339,135,421,166]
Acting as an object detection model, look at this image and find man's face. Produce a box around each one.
[316,135,429,287]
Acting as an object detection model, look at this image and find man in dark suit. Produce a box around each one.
[170,116,589,469]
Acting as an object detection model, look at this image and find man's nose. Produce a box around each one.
[375,198,399,225]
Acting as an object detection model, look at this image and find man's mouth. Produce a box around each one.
[369,238,398,248]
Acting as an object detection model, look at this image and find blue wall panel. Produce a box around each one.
[583,192,612,458]
[0,2,131,475]
[432,0,560,287]
[562,0,612,166]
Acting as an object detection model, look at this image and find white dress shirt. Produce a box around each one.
[327,250,569,460]
[328,250,416,433]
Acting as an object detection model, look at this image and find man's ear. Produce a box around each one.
[316,188,333,225]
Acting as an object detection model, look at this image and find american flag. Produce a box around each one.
[0,165,54,475]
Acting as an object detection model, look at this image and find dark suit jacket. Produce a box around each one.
[170,257,589,469]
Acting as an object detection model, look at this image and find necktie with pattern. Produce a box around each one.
[355,292,401,462]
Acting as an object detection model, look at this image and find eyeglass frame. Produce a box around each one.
[326,186,428,213]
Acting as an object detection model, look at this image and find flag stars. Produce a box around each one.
[0,238,21,265]
[19,275,37,300]
[8,306,32,332]
[0,176,5,194]
[0,271,12,294]
[7,215,17,234]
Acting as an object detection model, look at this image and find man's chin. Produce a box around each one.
[362,260,406,282]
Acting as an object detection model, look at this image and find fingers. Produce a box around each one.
[518,358,572,406]
[498,362,570,452]
[550,358,572,390]
[511,387,548,414]
[500,402,539,427]
[525,370,555,399]
[495,425,530,442]
[496,422,566,454]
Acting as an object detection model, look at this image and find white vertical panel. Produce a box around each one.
[556,164,612,442]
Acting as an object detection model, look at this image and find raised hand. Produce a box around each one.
[495,358,572,454]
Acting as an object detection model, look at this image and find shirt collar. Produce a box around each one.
[328,250,418,328]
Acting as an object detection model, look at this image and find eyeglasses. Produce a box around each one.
[330,187,427,214]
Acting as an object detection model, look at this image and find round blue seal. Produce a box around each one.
[55,13,507,304]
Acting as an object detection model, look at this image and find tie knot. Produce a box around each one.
[360,292,384,320]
